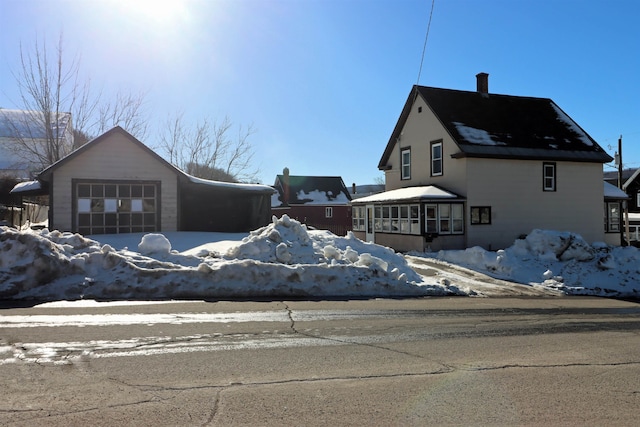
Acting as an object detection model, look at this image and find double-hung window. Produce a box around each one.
[543,162,556,191]
[431,141,443,176]
[401,147,411,180]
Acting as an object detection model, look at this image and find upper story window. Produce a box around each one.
[543,162,556,191]
[431,141,443,176]
[401,147,411,180]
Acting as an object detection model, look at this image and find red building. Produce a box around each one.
[271,168,352,236]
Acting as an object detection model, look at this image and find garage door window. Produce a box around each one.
[76,181,159,235]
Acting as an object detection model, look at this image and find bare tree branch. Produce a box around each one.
[2,32,149,175]
[157,113,260,183]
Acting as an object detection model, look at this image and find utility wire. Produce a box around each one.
[416,0,436,85]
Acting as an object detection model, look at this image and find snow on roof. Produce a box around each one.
[0,109,71,139]
[187,174,274,193]
[604,181,629,199]
[10,180,41,194]
[352,186,459,204]
[550,103,593,146]
[452,122,506,146]
[295,189,351,205]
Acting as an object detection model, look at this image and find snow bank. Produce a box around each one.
[429,229,640,297]
[0,216,459,301]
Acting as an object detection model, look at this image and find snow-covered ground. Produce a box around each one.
[1,216,638,301]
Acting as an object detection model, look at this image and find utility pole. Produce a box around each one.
[617,135,630,246]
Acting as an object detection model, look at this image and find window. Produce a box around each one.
[543,162,556,191]
[431,141,443,176]
[471,206,491,224]
[352,206,365,231]
[605,202,620,232]
[325,207,333,218]
[75,181,159,235]
[401,147,411,180]
[425,203,464,235]
[357,204,421,235]
[637,192,640,209]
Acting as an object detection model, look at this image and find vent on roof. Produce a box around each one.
[476,72,489,94]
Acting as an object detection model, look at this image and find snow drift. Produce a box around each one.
[428,229,640,297]
[0,215,459,301]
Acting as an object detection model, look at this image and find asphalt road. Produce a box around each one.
[1,297,640,426]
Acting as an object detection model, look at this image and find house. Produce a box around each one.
[605,167,640,244]
[0,109,74,179]
[26,126,273,235]
[352,73,615,252]
[271,168,352,235]
[604,168,640,213]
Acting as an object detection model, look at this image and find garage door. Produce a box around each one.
[76,181,159,235]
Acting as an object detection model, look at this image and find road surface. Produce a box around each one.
[1,297,639,426]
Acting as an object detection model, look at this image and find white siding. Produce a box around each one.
[384,96,467,195]
[465,159,605,249]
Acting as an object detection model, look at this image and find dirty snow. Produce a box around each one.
[1,219,638,301]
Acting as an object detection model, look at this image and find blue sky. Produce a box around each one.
[1,0,639,186]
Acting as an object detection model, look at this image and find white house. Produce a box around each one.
[352,74,615,251]
[0,109,74,179]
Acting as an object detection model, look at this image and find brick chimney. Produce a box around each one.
[476,72,489,94]
[282,167,290,206]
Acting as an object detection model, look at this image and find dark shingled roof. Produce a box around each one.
[379,86,613,168]
[273,175,351,206]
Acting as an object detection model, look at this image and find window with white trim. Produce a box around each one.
[431,141,443,176]
[425,203,464,235]
[325,206,333,218]
[636,191,640,208]
[361,204,421,235]
[543,162,556,191]
[352,206,365,231]
[401,147,411,180]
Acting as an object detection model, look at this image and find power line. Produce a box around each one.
[416,0,436,85]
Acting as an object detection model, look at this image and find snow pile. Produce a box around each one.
[0,216,460,301]
[426,229,640,297]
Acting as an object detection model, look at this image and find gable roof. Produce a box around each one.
[37,126,275,194]
[623,167,640,190]
[272,175,352,207]
[379,85,613,168]
[38,126,182,181]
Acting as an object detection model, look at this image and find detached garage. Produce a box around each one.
[37,126,273,234]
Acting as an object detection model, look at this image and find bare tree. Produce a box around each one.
[2,32,148,175]
[157,112,259,183]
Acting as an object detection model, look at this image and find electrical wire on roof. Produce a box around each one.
[416,0,436,86]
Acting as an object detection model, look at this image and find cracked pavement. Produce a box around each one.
[1,298,639,425]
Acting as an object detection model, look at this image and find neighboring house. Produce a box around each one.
[272,168,352,235]
[0,109,74,179]
[604,168,640,213]
[352,73,615,252]
[605,167,640,244]
[23,126,273,235]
